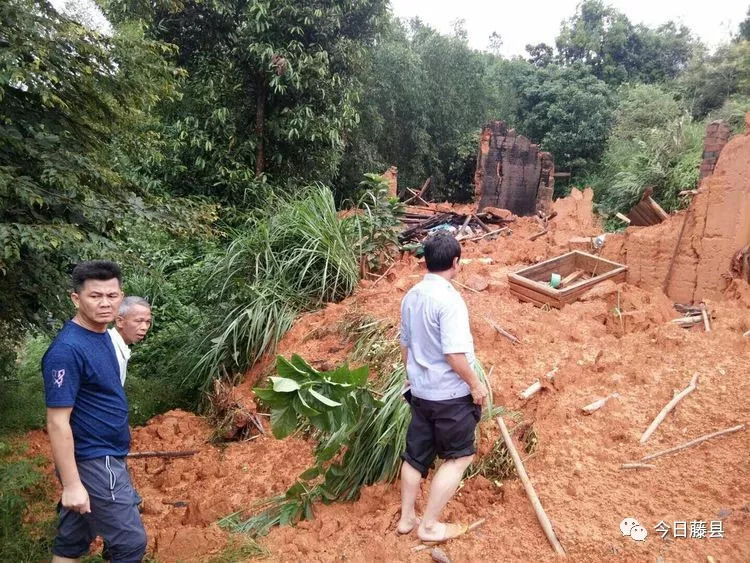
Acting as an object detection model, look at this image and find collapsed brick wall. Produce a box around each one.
[604,116,750,303]
[474,121,554,216]
[699,121,731,180]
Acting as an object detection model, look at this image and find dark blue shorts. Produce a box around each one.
[53,456,147,562]
[402,392,481,478]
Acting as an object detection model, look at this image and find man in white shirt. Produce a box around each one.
[108,296,152,385]
[397,233,489,544]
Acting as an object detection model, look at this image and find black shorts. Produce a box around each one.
[402,391,481,478]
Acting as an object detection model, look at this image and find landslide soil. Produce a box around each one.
[26,199,750,562]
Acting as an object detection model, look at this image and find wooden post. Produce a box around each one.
[496,416,566,557]
[700,304,711,332]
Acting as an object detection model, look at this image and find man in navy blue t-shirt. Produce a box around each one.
[43,260,147,562]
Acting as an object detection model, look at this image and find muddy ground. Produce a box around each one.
[26,199,750,561]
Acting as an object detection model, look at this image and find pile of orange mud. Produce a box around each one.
[25,130,750,562]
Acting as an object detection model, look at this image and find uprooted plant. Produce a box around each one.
[220,315,507,537]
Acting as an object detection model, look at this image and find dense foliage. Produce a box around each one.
[1,0,748,429]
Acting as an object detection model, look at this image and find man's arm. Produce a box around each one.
[445,353,488,406]
[47,407,90,514]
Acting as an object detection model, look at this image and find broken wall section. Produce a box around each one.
[605,117,750,303]
[474,121,554,216]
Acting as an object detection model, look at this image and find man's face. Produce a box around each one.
[115,304,152,345]
[71,278,123,328]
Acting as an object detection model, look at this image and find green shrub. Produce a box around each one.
[0,440,55,562]
[591,84,703,214]
[0,335,49,433]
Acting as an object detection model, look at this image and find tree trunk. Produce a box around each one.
[254,74,267,177]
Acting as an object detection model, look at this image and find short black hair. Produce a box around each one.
[71,260,122,293]
[423,233,461,272]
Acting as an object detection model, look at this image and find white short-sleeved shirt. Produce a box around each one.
[400,273,475,401]
[107,327,131,386]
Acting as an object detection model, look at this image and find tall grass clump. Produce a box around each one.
[182,182,398,395]
[591,84,703,216]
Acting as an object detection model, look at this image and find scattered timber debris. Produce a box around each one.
[671,303,712,331]
[582,393,619,414]
[625,424,746,465]
[519,368,558,400]
[398,211,511,245]
[483,316,522,345]
[640,373,699,444]
[404,177,432,206]
[626,187,669,226]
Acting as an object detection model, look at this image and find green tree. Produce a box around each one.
[512,63,615,172]
[677,41,750,118]
[738,7,750,41]
[110,0,388,204]
[0,0,182,339]
[556,0,696,84]
[339,18,511,200]
[590,84,702,214]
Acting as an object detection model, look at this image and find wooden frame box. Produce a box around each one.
[508,251,627,308]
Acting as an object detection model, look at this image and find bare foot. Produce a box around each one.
[396,515,421,534]
[417,521,468,543]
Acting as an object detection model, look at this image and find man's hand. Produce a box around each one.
[62,481,90,514]
[470,381,489,406]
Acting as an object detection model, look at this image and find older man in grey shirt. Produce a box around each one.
[397,233,489,543]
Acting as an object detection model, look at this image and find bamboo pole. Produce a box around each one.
[496,416,566,557]
[640,373,699,444]
[637,424,746,463]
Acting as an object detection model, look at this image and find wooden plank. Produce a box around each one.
[561,270,584,286]
[647,197,669,221]
[509,283,562,308]
[627,205,653,226]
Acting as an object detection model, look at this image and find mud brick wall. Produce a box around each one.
[381,166,398,198]
[700,120,731,180]
[474,121,554,216]
[536,152,555,215]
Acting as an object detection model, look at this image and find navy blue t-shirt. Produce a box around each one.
[42,320,130,460]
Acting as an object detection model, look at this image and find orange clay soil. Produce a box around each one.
[26,195,750,562]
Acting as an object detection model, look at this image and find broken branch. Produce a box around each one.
[127,450,199,459]
[529,229,548,241]
[640,373,699,444]
[483,316,522,345]
[620,463,655,470]
[701,303,711,332]
[497,416,566,557]
[638,424,746,463]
